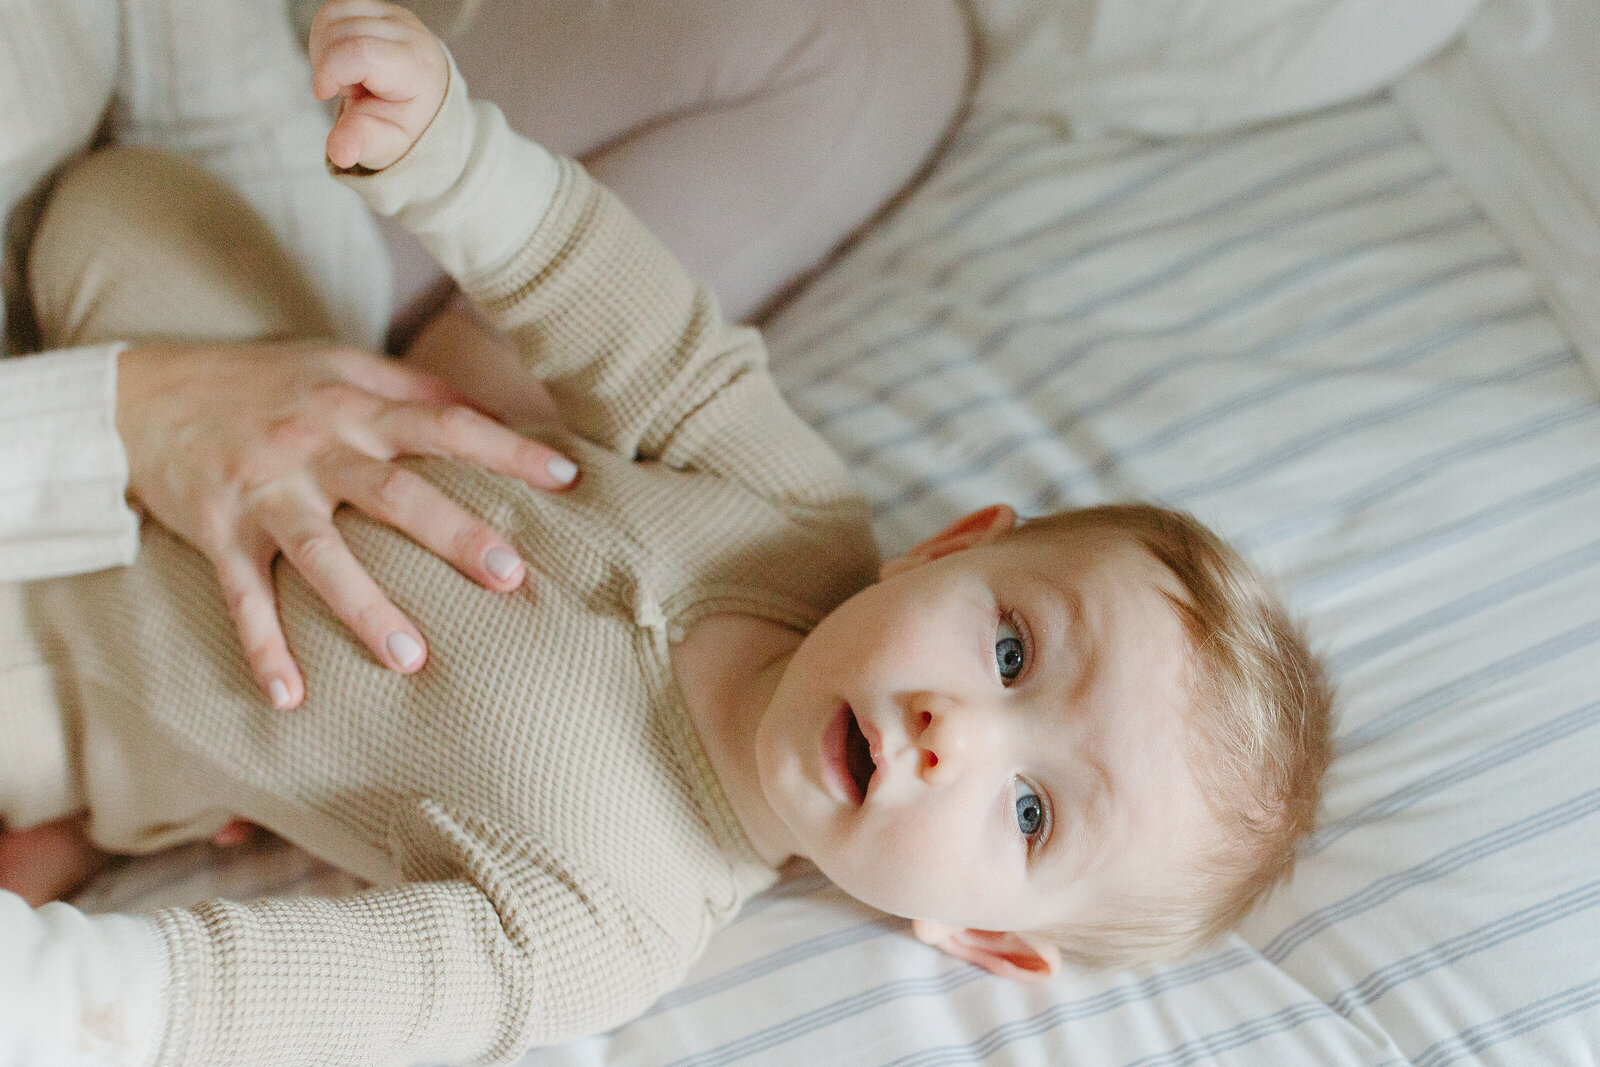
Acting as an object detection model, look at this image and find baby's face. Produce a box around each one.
[756,524,1214,934]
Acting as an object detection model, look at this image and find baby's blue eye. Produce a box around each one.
[1014,780,1046,839]
[995,616,1025,684]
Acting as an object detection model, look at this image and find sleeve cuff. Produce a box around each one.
[0,345,140,581]
[0,892,170,1067]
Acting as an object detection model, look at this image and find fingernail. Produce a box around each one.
[268,678,291,709]
[387,631,424,670]
[546,456,578,485]
[484,546,522,581]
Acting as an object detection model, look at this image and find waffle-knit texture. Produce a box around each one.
[24,66,879,1066]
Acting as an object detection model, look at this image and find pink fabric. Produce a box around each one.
[383,0,971,325]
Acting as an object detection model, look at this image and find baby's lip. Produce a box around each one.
[822,705,863,804]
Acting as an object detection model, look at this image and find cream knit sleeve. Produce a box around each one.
[0,345,139,581]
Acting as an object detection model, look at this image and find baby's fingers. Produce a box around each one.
[311,24,423,103]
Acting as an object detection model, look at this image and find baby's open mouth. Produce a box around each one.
[842,704,876,804]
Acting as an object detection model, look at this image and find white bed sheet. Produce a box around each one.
[75,2,1600,1064]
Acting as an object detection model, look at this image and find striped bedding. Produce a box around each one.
[78,8,1600,1066]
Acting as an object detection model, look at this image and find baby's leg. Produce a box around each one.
[0,576,106,905]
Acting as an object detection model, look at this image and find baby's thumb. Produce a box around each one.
[326,112,368,171]
[327,111,411,172]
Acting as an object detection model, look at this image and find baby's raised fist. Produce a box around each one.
[309,0,449,171]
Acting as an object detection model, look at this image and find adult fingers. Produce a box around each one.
[327,453,527,593]
[383,398,579,491]
[257,501,428,675]
[211,544,306,710]
[328,346,479,407]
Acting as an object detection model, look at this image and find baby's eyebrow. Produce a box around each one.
[1044,751,1111,884]
[1029,574,1097,710]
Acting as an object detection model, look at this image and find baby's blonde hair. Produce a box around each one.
[1009,504,1333,969]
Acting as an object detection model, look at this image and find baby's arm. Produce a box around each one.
[311,1,761,461]
[316,0,872,551]
[141,839,670,1065]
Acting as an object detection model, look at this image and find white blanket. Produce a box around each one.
[981,0,1600,390]
[1396,0,1600,393]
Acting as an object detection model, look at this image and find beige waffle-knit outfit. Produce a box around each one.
[17,54,879,1066]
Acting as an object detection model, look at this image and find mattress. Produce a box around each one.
[76,5,1600,1065]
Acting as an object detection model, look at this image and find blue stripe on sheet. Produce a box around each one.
[983,167,1444,309]
[657,967,992,1067]
[1328,536,1600,675]
[1261,789,1600,963]
[640,916,900,1018]
[789,117,1423,373]
[1117,1002,1355,1067]
[846,244,1522,515]
[1328,881,1600,1018]
[1083,304,1544,470]
[832,239,1519,475]
[871,307,1554,520]
[1292,459,1600,603]
[784,150,1450,393]
[1234,400,1600,552]
[795,205,1489,436]
[1336,618,1600,753]
[1411,978,1600,1067]
[664,946,1264,1067]
[870,952,1267,1067]
[1316,699,1600,851]
[1163,346,1575,501]
[788,136,1241,362]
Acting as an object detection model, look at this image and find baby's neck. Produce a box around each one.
[671,612,803,868]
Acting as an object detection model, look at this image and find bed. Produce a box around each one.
[75,0,1600,1063]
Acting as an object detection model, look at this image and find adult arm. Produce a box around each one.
[0,890,169,1067]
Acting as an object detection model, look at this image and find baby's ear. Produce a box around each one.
[880,504,1018,580]
[911,919,1061,982]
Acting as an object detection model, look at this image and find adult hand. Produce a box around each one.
[115,340,578,709]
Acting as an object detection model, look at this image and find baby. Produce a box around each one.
[0,1,1332,1063]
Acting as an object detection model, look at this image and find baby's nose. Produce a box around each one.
[909,692,992,783]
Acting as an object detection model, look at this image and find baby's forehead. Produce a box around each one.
[1001,519,1193,609]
